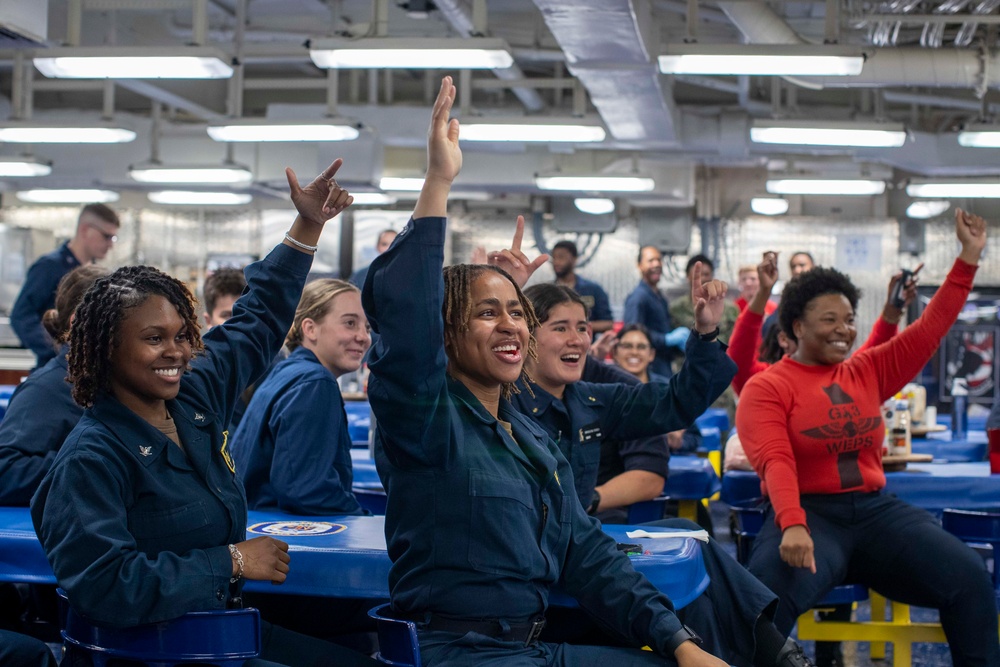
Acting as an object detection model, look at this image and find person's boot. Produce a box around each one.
[775,638,817,667]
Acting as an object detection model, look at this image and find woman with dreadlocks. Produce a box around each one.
[361,75,750,667]
[30,160,376,666]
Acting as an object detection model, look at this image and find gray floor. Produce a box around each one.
[706,500,956,667]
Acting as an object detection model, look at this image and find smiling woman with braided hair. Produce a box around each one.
[30,160,377,666]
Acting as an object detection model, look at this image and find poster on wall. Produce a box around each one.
[939,324,997,403]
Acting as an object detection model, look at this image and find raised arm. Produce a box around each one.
[728,252,778,394]
[189,160,352,421]
[363,76,461,468]
[855,264,922,353]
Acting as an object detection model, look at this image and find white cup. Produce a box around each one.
[924,405,938,426]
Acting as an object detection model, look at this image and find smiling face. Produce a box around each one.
[789,253,815,277]
[638,246,662,287]
[613,329,656,381]
[302,290,371,377]
[109,295,192,420]
[792,293,857,366]
[530,302,590,398]
[446,272,531,398]
[738,269,759,301]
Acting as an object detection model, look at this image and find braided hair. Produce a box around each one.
[68,265,204,408]
[442,264,539,399]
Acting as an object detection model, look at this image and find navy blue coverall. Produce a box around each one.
[623,281,674,378]
[10,242,80,367]
[231,345,364,516]
[363,216,704,666]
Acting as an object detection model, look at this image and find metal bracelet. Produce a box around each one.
[284,232,319,252]
[228,543,245,583]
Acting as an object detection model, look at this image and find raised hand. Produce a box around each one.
[956,208,988,265]
[589,330,617,359]
[690,261,729,335]
[486,215,549,288]
[757,251,779,294]
[882,263,923,324]
[427,76,462,186]
[235,536,291,584]
[285,158,353,227]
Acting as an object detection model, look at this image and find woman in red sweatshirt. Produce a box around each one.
[737,210,998,666]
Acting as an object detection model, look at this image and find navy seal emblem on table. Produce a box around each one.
[248,521,347,536]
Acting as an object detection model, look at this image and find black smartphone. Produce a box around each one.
[615,542,643,555]
[889,268,914,309]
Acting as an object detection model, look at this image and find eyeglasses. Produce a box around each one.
[88,224,118,243]
[617,342,650,351]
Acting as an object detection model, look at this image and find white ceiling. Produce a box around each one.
[3,0,1000,214]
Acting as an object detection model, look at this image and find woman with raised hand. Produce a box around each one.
[738,209,998,665]
[362,75,815,667]
[31,160,376,666]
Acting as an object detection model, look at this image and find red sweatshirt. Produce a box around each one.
[735,296,777,315]
[728,304,899,396]
[737,260,977,531]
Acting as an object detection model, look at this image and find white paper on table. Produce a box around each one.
[625,529,710,542]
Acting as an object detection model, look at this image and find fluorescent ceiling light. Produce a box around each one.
[461,120,606,143]
[351,192,397,206]
[310,37,513,69]
[0,156,52,177]
[751,120,906,148]
[658,44,864,76]
[574,198,615,214]
[906,181,1000,198]
[535,175,655,193]
[34,47,233,79]
[130,164,253,184]
[751,197,789,215]
[17,189,119,203]
[148,191,252,206]
[766,179,885,196]
[906,200,950,218]
[207,120,360,142]
[0,122,136,144]
[957,126,1000,148]
[379,177,424,192]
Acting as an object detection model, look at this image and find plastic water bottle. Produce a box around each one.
[951,378,969,442]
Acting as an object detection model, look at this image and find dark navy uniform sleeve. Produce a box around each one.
[10,256,64,364]
[581,335,735,441]
[0,355,81,505]
[556,459,685,648]
[266,377,362,515]
[362,217,454,469]
[589,282,613,323]
[623,286,670,355]
[189,243,312,424]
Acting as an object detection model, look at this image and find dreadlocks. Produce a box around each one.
[68,265,205,408]
[442,263,539,399]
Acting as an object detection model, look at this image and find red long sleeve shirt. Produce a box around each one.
[737,259,977,531]
[728,304,899,396]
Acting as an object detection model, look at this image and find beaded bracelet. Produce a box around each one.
[284,232,319,253]
[228,543,245,583]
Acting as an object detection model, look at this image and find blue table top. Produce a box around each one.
[721,461,1000,516]
[911,430,987,462]
[351,451,721,501]
[0,507,708,609]
[695,407,730,435]
[344,400,371,442]
[936,413,989,433]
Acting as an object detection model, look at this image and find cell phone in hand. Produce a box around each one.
[889,269,914,309]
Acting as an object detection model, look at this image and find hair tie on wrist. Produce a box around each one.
[284,232,318,253]
[228,544,245,583]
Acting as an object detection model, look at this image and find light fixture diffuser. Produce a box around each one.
[658,44,864,76]
[17,189,119,203]
[130,163,253,184]
[350,192,397,206]
[379,177,424,192]
[207,120,360,142]
[310,37,513,69]
[574,198,616,214]
[535,175,655,193]
[34,47,233,79]
[766,179,885,196]
[906,200,950,218]
[461,120,606,143]
[750,197,789,215]
[751,120,906,148]
[0,122,136,144]
[0,156,52,177]
[906,181,1000,198]
[148,191,252,205]
[957,126,1000,148]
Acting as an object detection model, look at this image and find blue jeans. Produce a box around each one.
[748,491,999,667]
